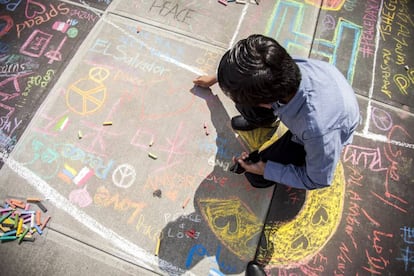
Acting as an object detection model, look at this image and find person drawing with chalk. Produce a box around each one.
[193,34,359,275]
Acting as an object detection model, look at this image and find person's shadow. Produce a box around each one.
[158,86,306,275]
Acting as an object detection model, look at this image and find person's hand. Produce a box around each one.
[193,75,217,88]
[233,152,266,175]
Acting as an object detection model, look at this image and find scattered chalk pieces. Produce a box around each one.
[0,197,51,244]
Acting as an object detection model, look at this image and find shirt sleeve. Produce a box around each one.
[263,129,343,190]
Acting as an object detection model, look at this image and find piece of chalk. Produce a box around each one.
[0,235,17,241]
[27,197,42,203]
[102,121,112,126]
[13,213,19,229]
[30,213,35,229]
[5,200,16,209]
[148,152,158,160]
[78,130,83,139]
[182,196,191,209]
[404,65,409,70]
[20,210,35,215]
[155,236,161,256]
[18,227,30,244]
[36,211,41,226]
[17,218,23,235]
[0,225,10,232]
[10,199,24,205]
[40,216,51,230]
[2,229,17,236]
[36,201,47,213]
[218,0,227,6]
[22,236,35,242]
[236,0,246,3]
[33,224,43,235]
[10,200,25,209]
[0,208,13,213]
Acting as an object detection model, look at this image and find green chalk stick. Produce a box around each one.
[18,227,30,244]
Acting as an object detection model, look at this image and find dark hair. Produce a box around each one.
[217,34,301,105]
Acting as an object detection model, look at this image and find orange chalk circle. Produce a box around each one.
[66,67,109,115]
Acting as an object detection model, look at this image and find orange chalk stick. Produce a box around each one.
[11,200,25,209]
[10,199,24,205]
[41,216,51,230]
[26,197,42,203]
[36,211,41,226]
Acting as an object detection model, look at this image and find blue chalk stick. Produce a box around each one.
[3,229,17,236]
[33,224,43,235]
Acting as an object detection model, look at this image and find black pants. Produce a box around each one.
[235,104,278,127]
[236,104,306,188]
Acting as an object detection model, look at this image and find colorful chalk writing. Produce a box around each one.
[0,0,413,275]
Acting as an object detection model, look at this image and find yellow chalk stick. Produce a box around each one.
[148,152,158,160]
[102,121,112,126]
[17,218,23,235]
[155,236,161,256]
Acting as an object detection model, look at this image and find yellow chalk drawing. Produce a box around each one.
[66,67,109,115]
[237,122,345,267]
[257,162,345,267]
[198,197,263,260]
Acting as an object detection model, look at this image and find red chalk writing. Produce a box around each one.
[363,230,393,274]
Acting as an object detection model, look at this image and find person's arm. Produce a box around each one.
[263,130,343,190]
[193,75,217,88]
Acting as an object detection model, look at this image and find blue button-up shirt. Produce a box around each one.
[265,58,360,190]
